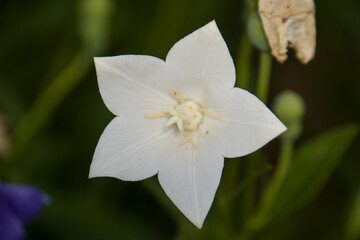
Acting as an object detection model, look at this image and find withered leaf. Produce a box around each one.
[258,0,316,64]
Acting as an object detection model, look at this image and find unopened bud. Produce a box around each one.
[273,90,305,141]
[79,0,113,55]
[247,12,270,52]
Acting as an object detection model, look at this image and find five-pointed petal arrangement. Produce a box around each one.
[89,20,286,228]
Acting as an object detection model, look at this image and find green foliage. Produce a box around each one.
[345,186,360,240]
[29,192,168,240]
[259,124,358,238]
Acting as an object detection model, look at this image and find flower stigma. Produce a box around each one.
[145,88,222,147]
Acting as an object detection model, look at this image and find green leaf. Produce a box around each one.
[267,124,358,230]
[345,185,360,240]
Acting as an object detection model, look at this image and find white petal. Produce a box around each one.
[158,137,224,228]
[164,20,236,103]
[89,116,176,181]
[94,55,176,116]
[168,106,177,116]
[91,114,223,228]
[199,87,287,158]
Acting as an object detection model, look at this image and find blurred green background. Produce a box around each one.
[0,0,359,239]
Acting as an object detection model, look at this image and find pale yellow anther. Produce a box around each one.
[180,125,197,146]
[198,108,222,119]
[145,112,171,118]
[170,88,185,104]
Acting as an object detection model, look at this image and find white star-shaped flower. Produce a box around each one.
[89,21,286,228]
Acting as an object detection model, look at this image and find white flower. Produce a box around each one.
[89,21,286,228]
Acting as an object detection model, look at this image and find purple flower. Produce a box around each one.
[0,182,49,240]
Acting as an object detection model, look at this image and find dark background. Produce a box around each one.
[0,0,359,239]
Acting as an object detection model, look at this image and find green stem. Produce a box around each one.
[235,34,253,90]
[240,51,272,234]
[227,163,272,202]
[255,52,272,104]
[241,152,258,223]
[216,158,242,234]
[10,52,90,160]
[246,140,293,234]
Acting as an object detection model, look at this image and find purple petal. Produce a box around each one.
[0,183,49,223]
[0,201,24,240]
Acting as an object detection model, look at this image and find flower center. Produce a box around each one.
[167,100,203,132]
[145,88,221,147]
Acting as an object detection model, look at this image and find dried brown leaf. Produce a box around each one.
[258,0,316,64]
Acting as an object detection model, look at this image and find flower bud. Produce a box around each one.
[247,12,270,52]
[273,90,305,141]
[78,0,113,55]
